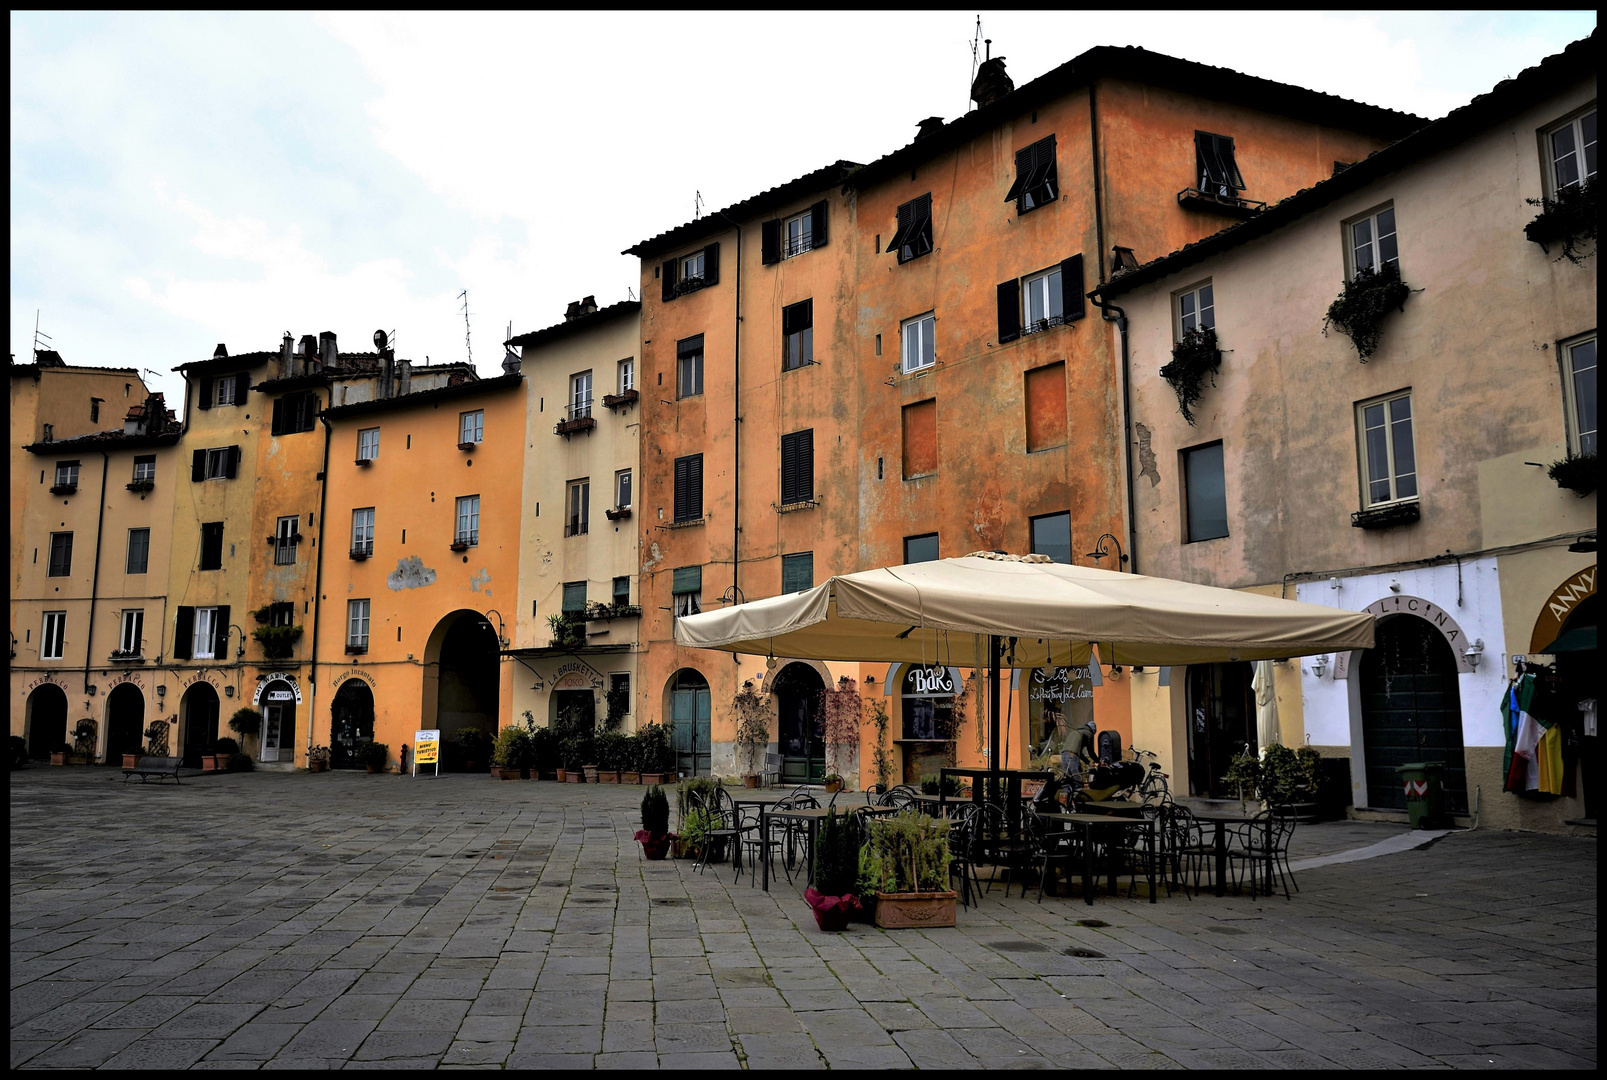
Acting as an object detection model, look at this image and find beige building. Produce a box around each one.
[505,299,646,737]
[1097,36,1596,832]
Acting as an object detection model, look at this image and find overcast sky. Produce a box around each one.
[10,10,1596,404]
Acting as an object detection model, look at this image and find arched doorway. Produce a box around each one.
[427,610,501,770]
[669,669,711,777]
[774,663,825,784]
[259,680,298,763]
[26,684,68,760]
[899,664,959,786]
[1359,615,1469,813]
[330,680,375,769]
[105,684,146,762]
[552,673,597,734]
[180,683,220,768]
[1186,662,1256,798]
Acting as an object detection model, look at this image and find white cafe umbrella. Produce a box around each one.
[1252,660,1282,754]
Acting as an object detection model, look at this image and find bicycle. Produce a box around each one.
[1126,746,1173,805]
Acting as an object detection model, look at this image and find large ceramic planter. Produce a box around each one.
[641,772,668,786]
[824,780,844,794]
[123,753,140,769]
[635,831,674,860]
[50,752,67,766]
[622,771,642,785]
[495,767,520,781]
[743,774,760,789]
[873,891,958,929]
[583,766,600,783]
[804,888,861,932]
[565,771,584,783]
[598,769,620,784]
[308,759,328,773]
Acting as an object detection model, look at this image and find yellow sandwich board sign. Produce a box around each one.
[414,729,440,776]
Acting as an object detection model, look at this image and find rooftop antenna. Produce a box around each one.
[458,289,473,365]
[627,285,637,302]
[969,15,984,110]
[694,190,704,220]
[33,310,53,355]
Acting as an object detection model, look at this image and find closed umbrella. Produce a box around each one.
[1252,660,1282,754]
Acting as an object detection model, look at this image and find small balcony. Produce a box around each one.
[450,536,475,552]
[344,643,368,655]
[109,649,145,663]
[673,275,708,298]
[602,389,639,411]
[50,483,77,496]
[1351,501,1421,530]
[354,457,373,468]
[604,505,632,521]
[350,543,373,561]
[555,403,596,437]
[457,440,479,452]
[1176,187,1266,220]
[126,479,155,493]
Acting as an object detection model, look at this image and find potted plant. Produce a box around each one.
[634,785,675,860]
[122,744,143,769]
[357,740,390,774]
[673,777,722,858]
[307,745,331,773]
[228,708,263,757]
[822,773,844,794]
[1524,177,1596,264]
[679,805,720,864]
[732,680,769,787]
[227,752,254,772]
[559,730,592,782]
[919,773,964,797]
[528,725,558,779]
[251,624,303,659]
[638,723,672,785]
[620,731,642,785]
[804,809,863,931]
[595,729,628,783]
[604,680,631,730]
[1547,451,1596,497]
[1323,260,1412,362]
[144,721,170,757]
[1222,750,1264,811]
[819,676,862,790]
[201,744,222,772]
[51,742,72,766]
[454,727,490,773]
[865,810,957,929]
[1158,325,1222,426]
[491,727,529,781]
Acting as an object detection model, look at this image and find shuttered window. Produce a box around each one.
[562,581,588,612]
[782,299,813,370]
[673,454,703,523]
[677,335,704,398]
[886,193,933,263]
[1195,132,1246,196]
[672,566,702,594]
[193,446,240,481]
[1004,135,1057,212]
[780,429,814,506]
[761,199,829,265]
[662,242,721,300]
[271,392,318,435]
[174,606,194,660]
[781,552,814,594]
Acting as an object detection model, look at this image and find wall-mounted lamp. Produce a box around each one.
[230,624,247,660]
[481,609,509,649]
[224,685,235,698]
[1310,655,1330,678]
[156,684,166,697]
[1567,535,1597,553]
[1085,533,1128,570]
[1463,639,1484,670]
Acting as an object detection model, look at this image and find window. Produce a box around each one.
[90,398,101,423]
[193,606,220,660]
[132,455,156,482]
[672,565,702,618]
[887,193,933,263]
[571,371,593,419]
[1546,109,1597,192]
[781,429,814,505]
[562,581,587,613]
[609,672,631,713]
[197,372,248,410]
[673,454,703,522]
[677,335,704,398]
[681,250,705,282]
[661,243,720,299]
[1183,442,1229,542]
[902,399,937,479]
[41,612,65,660]
[455,495,480,546]
[268,515,296,566]
[459,410,484,445]
[567,478,590,537]
[48,532,73,577]
[267,601,295,627]
[782,299,813,370]
[1025,267,1065,335]
[1563,334,1597,455]
[119,609,144,655]
[1030,512,1072,565]
[271,392,317,434]
[613,576,631,607]
[781,552,814,594]
[352,508,375,555]
[215,375,238,407]
[997,256,1085,343]
[618,358,635,394]
[1195,132,1246,196]
[54,461,80,489]
[357,428,379,461]
[1347,204,1399,276]
[348,599,370,650]
[192,445,239,481]
[1357,392,1417,508]
[761,200,829,264]
[901,312,936,374]
[615,469,633,509]
[1005,135,1058,212]
[126,528,150,575]
[201,522,225,571]
[1177,281,1216,336]
[904,533,939,564]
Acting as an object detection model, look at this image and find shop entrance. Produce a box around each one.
[180,683,220,768]
[331,680,375,769]
[259,680,298,762]
[25,684,68,760]
[105,684,145,762]
[1186,662,1256,798]
[899,664,957,786]
[774,663,825,784]
[1359,615,1469,813]
[669,669,711,777]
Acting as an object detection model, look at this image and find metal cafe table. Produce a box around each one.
[1190,808,1275,897]
[1037,811,1158,905]
[756,803,899,892]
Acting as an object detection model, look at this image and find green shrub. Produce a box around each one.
[637,723,674,774]
[491,727,531,768]
[641,786,670,835]
[865,810,952,894]
[227,752,254,772]
[454,727,491,762]
[1158,325,1222,425]
[1323,260,1412,361]
[216,737,241,756]
[813,809,862,897]
[595,729,631,772]
[357,741,390,769]
[1548,451,1596,497]
[528,726,559,772]
[919,773,962,797]
[228,708,262,737]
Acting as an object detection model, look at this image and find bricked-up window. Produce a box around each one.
[886,193,933,264]
[661,243,720,301]
[1029,512,1072,565]
[200,522,225,571]
[677,335,704,398]
[1004,135,1057,213]
[782,299,813,371]
[780,429,814,505]
[1024,363,1067,452]
[1195,132,1245,196]
[902,399,937,479]
[126,528,150,574]
[762,201,829,264]
[48,532,73,577]
[1183,442,1229,542]
[673,454,703,522]
[781,552,814,594]
[904,533,939,564]
[272,392,318,435]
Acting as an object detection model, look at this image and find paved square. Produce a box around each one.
[11,768,1596,1069]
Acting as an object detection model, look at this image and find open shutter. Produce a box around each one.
[912,194,932,253]
[271,398,284,435]
[235,373,250,405]
[887,200,912,253]
[299,393,317,431]
[1218,134,1244,191]
[191,449,206,482]
[1005,143,1032,202]
[761,219,781,265]
[687,454,702,519]
[661,259,677,302]
[809,200,828,248]
[702,242,719,287]
[674,457,689,521]
[198,377,213,410]
[1061,255,1086,321]
[997,280,1021,343]
[174,607,194,660]
[781,433,798,505]
[225,445,240,479]
[797,428,813,502]
[214,605,231,659]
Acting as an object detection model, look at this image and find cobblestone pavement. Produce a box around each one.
[11,768,1597,1070]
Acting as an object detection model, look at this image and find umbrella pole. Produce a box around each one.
[989,634,1002,810]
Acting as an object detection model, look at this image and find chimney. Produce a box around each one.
[916,116,945,140]
[213,343,228,358]
[564,300,582,321]
[296,334,317,377]
[317,331,336,371]
[581,295,597,316]
[281,332,293,373]
[970,56,1013,109]
[398,358,412,395]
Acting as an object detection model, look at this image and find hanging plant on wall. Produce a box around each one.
[1157,326,1222,426]
[731,680,770,776]
[1547,451,1597,497]
[866,698,894,792]
[818,676,863,781]
[1524,179,1596,265]
[1323,261,1411,361]
[251,624,303,659]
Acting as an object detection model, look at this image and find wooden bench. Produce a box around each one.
[122,755,183,784]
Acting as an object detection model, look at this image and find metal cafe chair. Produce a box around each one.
[1226,808,1297,900]
[1021,804,1080,903]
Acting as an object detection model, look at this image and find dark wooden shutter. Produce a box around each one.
[191,449,206,482]
[809,200,828,248]
[1061,255,1086,321]
[674,456,690,521]
[198,377,213,410]
[235,374,250,405]
[271,398,284,435]
[1218,134,1244,190]
[913,194,932,253]
[761,219,781,264]
[299,393,317,431]
[662,258,677,302]
[702,242,719,287]
[887,200,913,253]
[225,445,240,479]
[1005,143,1033,202]
[174,607,194,660]
[686,454,702,519]
[997,280,1021,343]
[781,432,799,504]
[781,429,813,504]
[214,605,230,659]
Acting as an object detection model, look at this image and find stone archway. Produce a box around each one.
[25,683,69,760]
[105,684,146,762]
[1358,614,1468,813]
[666,669,711,777]
[424,610,501,770]
[773,662,826,784]
[330,680,375,769]
[179,682,220,768]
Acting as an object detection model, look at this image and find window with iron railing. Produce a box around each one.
[455,495,480,546]
[351,507,375,556]
[571,371,593,419]
[566,479,590,537]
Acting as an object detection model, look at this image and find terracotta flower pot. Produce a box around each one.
[743,774,760,788]
[804,887,862,932]
[583,766,599,783]
[123,753,140,769]
[495,767,520,781]
[50,752,67,766]
[641,772,668,786]
[598,769,620,784]
[565,770,584,783]
[308,759,328,773]
[824,779,844,794]
[635,830,673,860]
[366,763,383,775]
[622,771,642,785]
[873,890,957,929]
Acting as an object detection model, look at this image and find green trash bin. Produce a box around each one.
[1395,762,1447,829]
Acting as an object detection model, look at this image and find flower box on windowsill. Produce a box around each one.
[554,416,596,437]
[126,480,155,493]
[450,540,471,552]
[457,441,478,452]
[1176,187,1267,220]
[659,517,705,530]
[776,499,819,515]
[50,484,77,495]
[354,458,373,468]
[109,650,145,663]
[604,506,632,521]
[673,276,707,298]
[1351,501,1421,530]
[345,644,368,655]
[602,390,639,411]
[350,548,371,561]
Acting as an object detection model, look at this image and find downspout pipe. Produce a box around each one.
[1090,292,1138,577]
[715,212,743,626]
[85,451,110,720]
[310,405,334,755]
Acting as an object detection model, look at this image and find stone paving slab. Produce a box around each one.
[10,767,1597,1069]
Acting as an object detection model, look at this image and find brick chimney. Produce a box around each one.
[317,331,337,371]
[916,116,945,140]
[970,56,1013,109]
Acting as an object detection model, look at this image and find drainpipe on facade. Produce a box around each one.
[84,451,110,748]
[309,409,334,756]
[715,211,743,629]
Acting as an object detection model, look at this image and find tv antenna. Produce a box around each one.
[969,15,984,109]
[694,190,704,219]
[33,310,52,357]
[458,289,473,365]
